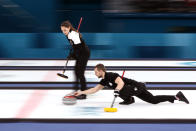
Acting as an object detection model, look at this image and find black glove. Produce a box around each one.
[114,89,120,97]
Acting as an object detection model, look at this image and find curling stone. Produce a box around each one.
[104,108,117,112]
[62,95,77,105]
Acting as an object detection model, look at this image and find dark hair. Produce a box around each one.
[61,20,82,37]
[95,64,106,72]
[61,20,77,31]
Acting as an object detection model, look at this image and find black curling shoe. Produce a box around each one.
[176,91,189,104]
[119,97,135,105]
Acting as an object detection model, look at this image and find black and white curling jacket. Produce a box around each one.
[67,30,90,59]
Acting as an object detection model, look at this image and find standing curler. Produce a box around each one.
[60,18,90,99]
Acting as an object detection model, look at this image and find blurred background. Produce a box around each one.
[1,0,196,59]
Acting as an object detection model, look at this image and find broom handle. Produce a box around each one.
[63,58,69,74]
[77,17,83,32]
[110,70,126,108]
[111,96,117,108]
[121,70,125,78]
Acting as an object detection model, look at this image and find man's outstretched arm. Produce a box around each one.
[75,84,104,96]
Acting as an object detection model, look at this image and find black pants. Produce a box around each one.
[119,81,176,104]
[74,48,90,91]
[136,89,176,104]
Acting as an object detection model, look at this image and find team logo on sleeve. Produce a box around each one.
[109,82,113,86]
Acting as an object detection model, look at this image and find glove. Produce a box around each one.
[114,89,120,97]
